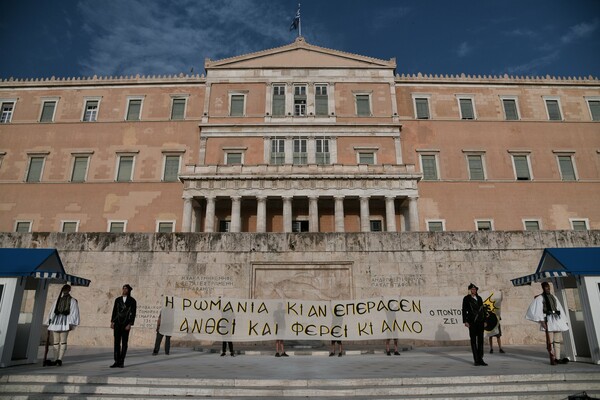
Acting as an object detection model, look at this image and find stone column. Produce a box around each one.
[256,196,267,233]
[334,196,345,232]
[204,196,216,233]
[385,196,397,232]
[230,196,241,232]
[408,196,419,232]
[309,196,319,232]
[360,196,370,232]
[182,197,193,232]
[282,196,293,233]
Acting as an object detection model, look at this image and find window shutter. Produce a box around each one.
[421,155,438,180]
[428,222,443,232]
[62,222,78,233]
[117,156,133,181]
[316,95,328,116]
[127,100,141,121]
[171,99,185,120]
[27,157,44,182]
[226,153,242,165]
[503,99,518,120]
[356,95,370,116]
[110,222,125,233]
[40,102,56,122]
[163,155,180,181]
[230,95,244,116]
[16,222,31,233]
[415,98,430,119]
[525,221,540,231]
[572,221,587,231]
[459,99,474,119]
[589,100,600,121]
[546,100,561,120]
[558,156,576,180]
[158,222,173,233]
[273,96,285,116]
[468,155,484,180]
[513,156,530,180]
[71,156,88,182]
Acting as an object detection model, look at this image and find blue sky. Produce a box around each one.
[1,0,599,79]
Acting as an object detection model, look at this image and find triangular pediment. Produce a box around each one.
[205,37,395,70]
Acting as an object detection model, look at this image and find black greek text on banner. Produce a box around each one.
[158,293,501,342]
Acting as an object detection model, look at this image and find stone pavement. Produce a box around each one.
[1,344,598,380]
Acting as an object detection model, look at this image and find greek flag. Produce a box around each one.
[290,6,300,31]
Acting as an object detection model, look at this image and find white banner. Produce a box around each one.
[159,292,501,341]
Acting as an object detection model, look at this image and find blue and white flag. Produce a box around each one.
[289,5,300,31]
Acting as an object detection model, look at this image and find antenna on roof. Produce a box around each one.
[290,3,301,37]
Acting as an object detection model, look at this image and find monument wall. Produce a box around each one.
[1,231,598,348]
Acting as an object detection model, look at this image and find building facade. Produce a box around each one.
[1,37,599,234]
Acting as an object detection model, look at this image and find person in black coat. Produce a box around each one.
[462,283,488,366]
[110,284,137,368]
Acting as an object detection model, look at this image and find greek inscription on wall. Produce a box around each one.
[175,275,234,296]
[371,274,426,288]
[136,305,163,329]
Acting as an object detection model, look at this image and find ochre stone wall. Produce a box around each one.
[1,231,598,348]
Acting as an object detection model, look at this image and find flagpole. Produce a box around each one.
[298,3,301,37]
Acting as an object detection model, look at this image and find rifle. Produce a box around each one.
[42,330,53,366]
[543,317,556,365]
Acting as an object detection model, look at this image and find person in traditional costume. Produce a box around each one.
[46,284,80,366]
[525,282,569,364]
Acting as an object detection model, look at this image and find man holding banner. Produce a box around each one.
[462,283,488,366]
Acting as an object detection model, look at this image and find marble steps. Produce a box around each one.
[1,373,600,399]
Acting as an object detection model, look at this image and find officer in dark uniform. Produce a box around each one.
[110,284,137,368]
[462,283,488,366]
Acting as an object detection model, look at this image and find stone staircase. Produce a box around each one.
[1,372,599,399]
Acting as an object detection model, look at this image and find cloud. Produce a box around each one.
[505,51,560,75]
[372,5,410,29]
[504,28,537,38]
[457,42,471,57]
[76,0,305,76]
[560,19,599,44]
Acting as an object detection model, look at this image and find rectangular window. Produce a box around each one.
[370,220,383,232]
[294,85,307,116]
[271,138,285,164]
[157,222,174,233]
[15,221,32,232]
[71,156,89,182]
[571,220,588,231]
[415,98,430,119]
[459,98,475,119]
[163,155,180,182]
[109,221,126,233]
[230,94,245,116]
[420,154,438,180]
[358,152,375,165]
[226,152,242,165]
[557,155,576,181]
[587,99,600,121]
[126,99,142,121]
[61,221,78,233]
[476,220,492,231]
[219,220,231,232]
[315,85,328,116]
[292,220,309,232]
[467,154,485,180]
[293,138,307,165]
[83,100,98,122]
[502,99,519,120]
[40,101,56,122]
[1,102,14,123]
[524,220,540,231]
[272,85,285,116]
[545,99,562,120]
[512,155,531,181]
[315,138,330,164]
[26,156,44,182]
[427,221,444,232]
[171,98,186,120]
[116,155,134,182]
[356,94,371,116]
